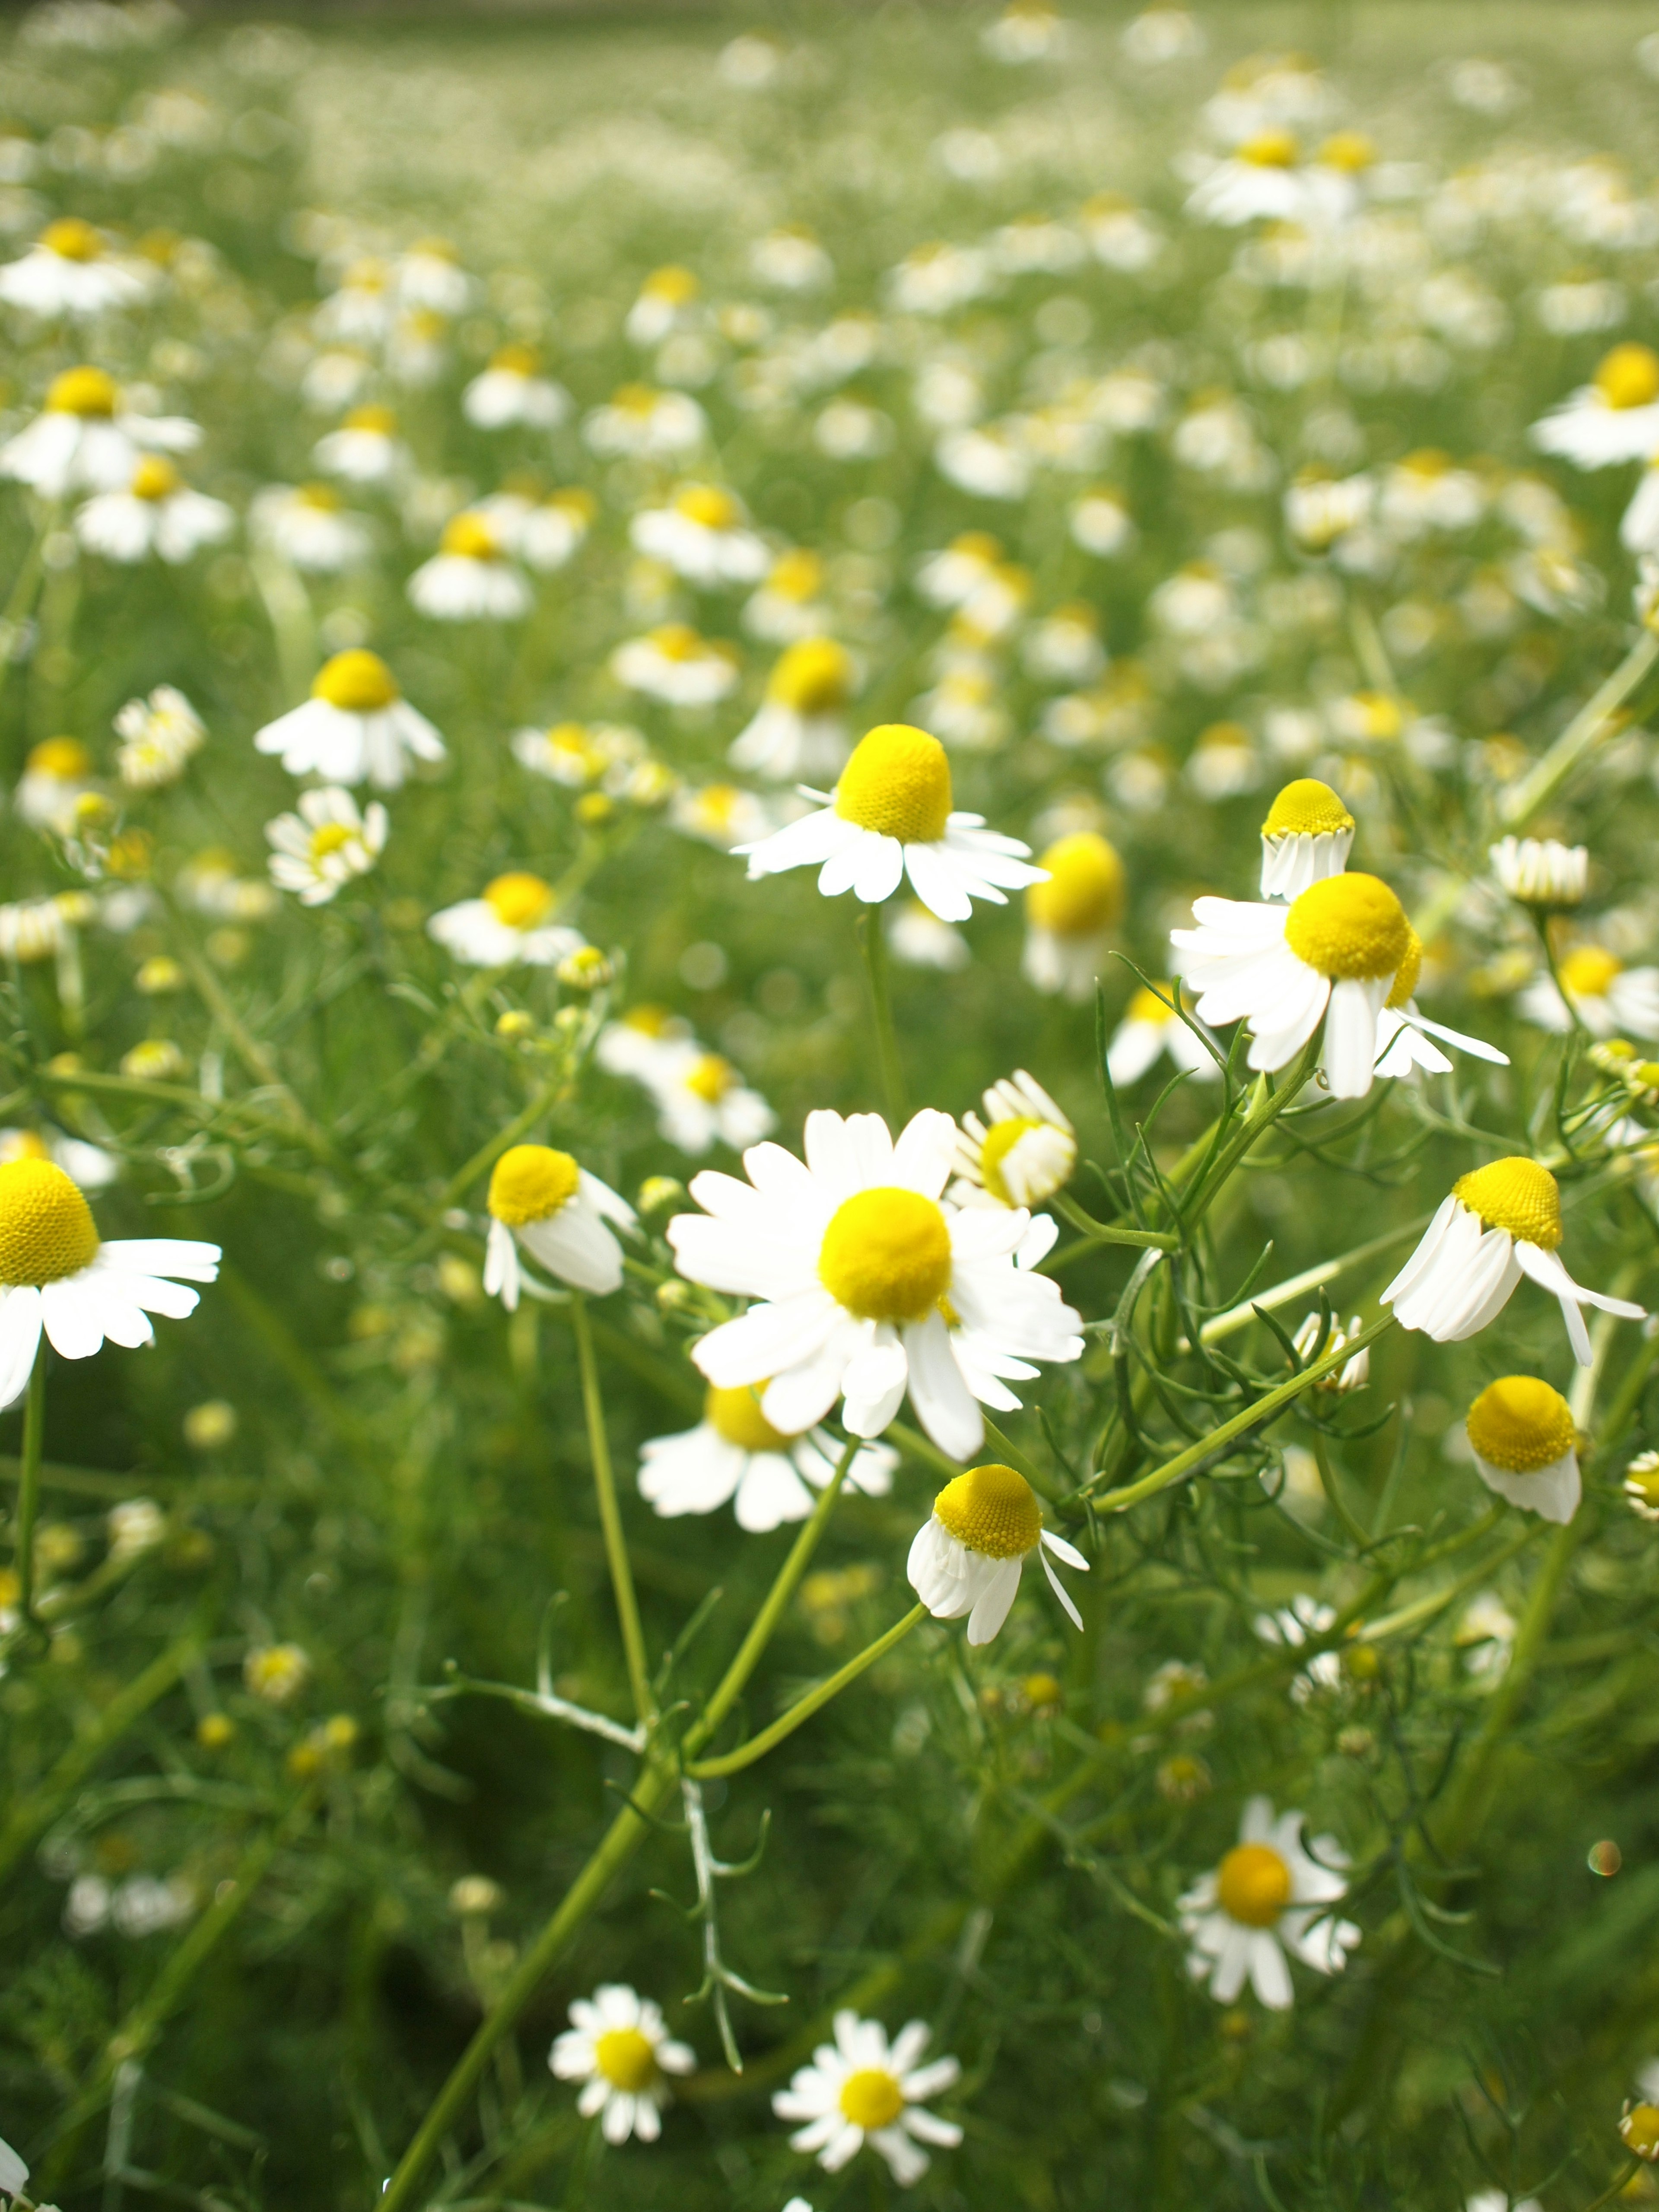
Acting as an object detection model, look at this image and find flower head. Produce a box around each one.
[1259,779,1354,899]
[1465,1375,1580,1522]
[950,1070,1073,1268]
[265,786,387,906]
[1106,982,1219,1087]
[254,649,445,790]
[408,511,531,620]
[1532,342,1659,467]
[115,685,204,789]
[907,1461,1088,1644]
[1023,831,1125,999]
[639,1383,896,1532]
[1490,835,1588,910]
[483,1143,636,1304]
[772,2010,961,2184]
[550,1983,694,2145]
[1624,1449,1659,1522]
[1180,1797,1359,2009]
[427,873,586,969]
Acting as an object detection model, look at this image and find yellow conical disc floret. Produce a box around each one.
[1217,1842,1291,1927]
[839,2069,905,2129]
[1283,873,1410,982]
[345,405,396,434]
[27,737,92,779]
[440,513,498,560]
[593,2028,657,2091]
[131,456,179,502]
[483,873,554,929]
[769,637,853,714]
[1559,946,1621,999]
[0,1157,100,1286]
[1239,129,1299,168]
[46,366,118,418]
[933,1462,1042,1560]
[1384,927,1424,1011]
[976,1116,1074,1207]
[706,1382,796,1452]
[675,484,739,529]
[1452,1157,1562,1249]
[643,264,698,305]
[1127,983,1179,1026]
[1317,130,1374,172]
[684,1054,734,1103]
[312,650,400,712]
[1261,778,1354,840]
[818,1187,952,1322]
[487,1144,580,1227]
[1595,343,1659,411]
[1465,1376,1576,1473]
[42,217,101,262]
[834,725,953,843]
[1026,832,1124,938]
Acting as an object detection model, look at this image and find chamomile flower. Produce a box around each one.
[250,482,373,573]
[1518,945,1659,1041]
[114,685,204,789]
[1180,1798,1359,2009]
[0,1124,117,1189]
[1259,779,1354,899]
[737,722,1045,925]
[949,1070,1073,1266]
[772,2011,962,2184]
[462,342,571,429]
[1106,982,1218,1086]
[667,1107,1083,1461]
[483,1144,636,1305]
[1253,1594,1341,1700]
[730,638,857,781]
[254,650,444,789]
[1464,1375,1581,1522]
[0,365,199,497]
[1022,830,1125,999]
[625,264,700,346]
[1382,1156,1645,1365]
[908,1461,1088,1644]
[1623,1449,1659,1521]
[1289,1311,1370,1392]
[312,404,410,486]
[265,786,386,906]
[1489,835,1589,910]
[407,511,530,620]
[516,487,596,572]
[639,1384,896,1532]
[1531,343,1659,467]
[427,873,586,969]
[890,902,970,970]
[0,216,147,317]
[75,456,232,564]
[0,1157,219,1408]
[612,623,740,708]
[745,547,832,642]
[584,382,706,461]
[648,1046,775,1155]
[17,735,97,832]
[631,484,769,588]
[1186,130,1308,226]
[549,1983,694,2145]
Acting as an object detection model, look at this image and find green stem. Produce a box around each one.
[569,1295,652,1725]
[436,1075,569,1216]
[856,906,907,1125]
[1579,2158,1641,2212]
[1177,1036,1321,1229]
[1500,625,1659,829]
[14,1348,45,1624]
[687,1603,926,1779]
[1052,1192,1176,1251]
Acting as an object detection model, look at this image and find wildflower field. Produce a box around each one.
[13,0,1659,2205]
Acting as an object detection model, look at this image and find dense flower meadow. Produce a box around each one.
[8,1,1659,2206]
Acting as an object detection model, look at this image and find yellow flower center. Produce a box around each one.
[487,1144,580,1226]
[1465,1376,1576,1473]
[1261,778,1354,840]
[1559,945,1621,1000]
[1623,2104,1659,2160]
[483,872,555,930]
[0,1157,100,1286]
[490,342,540,375]
[977,1115,1073,1207]
[1239,129,1299,168]
[706,1382,796,1452]
[623,1004,674,1037]
[769,637,853,714]
[298,481,343,511]
[818,1186,953,1322]
[933,1462,1042,1560]
[46,365,117,418]
[1317,130,1374,172]
[1384,927,1424,1011]
[440,512,499,561]
[839,2068,906,2132]
[1026,833,1125,938]
[684,1053,734,1103]
[1627,1457,1659,1510]
[834,725,953,844]
[1127,983,1178,1026]
[1349,690,1403,741]
[1452,1157,1562,1250]
[768,548,823,601]
[675,484,739,530]
[131,456,179,502]
[1283,873,1410,982]
[550,486,597,523]
[593,2027,658,2092]
[312,649,399,712]
[650,622,703,662]
[27,736,91,779]
[344,405,396,434]
[42,216,101,262]
[309,823,356,861]
[1595,343,1659,410]
[1217,1841,1292,1928]
[643,264,698,305]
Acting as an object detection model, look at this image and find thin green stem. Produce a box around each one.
[856,906,907,1125]
[1052,1191,1176,1251]
[1578,2158,1641,2212]
[436,1074,570,1216]
[14,1348,45,1624]
[570,1294,652,1725]
[687,1603,926,1779]
[1500,624,1659,829]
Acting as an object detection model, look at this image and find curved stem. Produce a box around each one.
[569,1294,652,1725]
[688,1603,925,1779]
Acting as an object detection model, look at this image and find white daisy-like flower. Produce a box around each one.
[315,258,392,345]
[752,224,834,291]
[1530,343,1659,468]
[250,481,373,574]
[584,381,706,461]
[427,872,586,969]
[1489,835,1588,910]
[639,1042,775,1156]
[630,484,769,588]
[1180,1797,1360,2009]
[0,364,199,497]
[1106,982,1218,1087]
[462,342,571,429]
[1463,1375,1581,1523]
[915,531,1004,610]
[667,1107,1083,1462]
[772,2010,961,2185]
[549,1982,694,2145]
[0,1124,117,1189]
[265,785,387,907]
[611,622,741,708]
[737,722,1045,926]
[407,511,531,621]
[394,237,470,315]
[729,637,856,782]
[483,1144,636,1306]
[74,456,233,565]
[745,547,832,644]
[1022,830,1125,999]
[907,1460,1088,1644]
[0,1156,219,1408]
[1518,944,1659,1042]
[949,1069,1073,1268]
[0,216,148,318]
[254,650,445,789]
[114,684,204,789]
[514,487,596,573]
[1186,130,1309,226]
[1253,1593,1341,1700]
[1382,1156,1645,1365]
[890,902,970,971]
[639,1383,896,1532]
[16,734,97,833]
[0,894,80,962]
[624,264,700,348]
[1289,1311,1370,1393]
[671,782,778,852]
[1259,779,1354,900]
[312,405,410,486]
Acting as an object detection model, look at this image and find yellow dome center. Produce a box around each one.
[1623,2104,1659,2158]
[1452,1157,1562,1249]
[131,456,179,502]
[312,649,399,712]
[1239,129,1299,168]
[42,216,101,262]
[298,481,343,511]
[839,2068,905,2131]
[483,873,555,929]
[818,1186,952,1322]
[0,1157,100,1285]
[1283,873,1410,982]
[1217,1841,1292,1928]
[977,1116,1073,1207]
[491,342,540,375]
[706,1382,795,1451]
[934,1462,1042,1560]
[1025,832,1125,938]
[675,484,739,530]
[46,365,117,418]
[1559,945,1621,999]
[650,622,703,662]
[1595,343,1659,410]
[344,405,396,434]
[769,637,853,714]
[644,264,698,304]
[1127,983,1178,1026]
[440,513,499,561]
[1318,130,1374,172]
[684,1053,734,1103]
[1384,927,1424,1011]
[1465,1376,1576,1472]
[487,1144,580,1227]
[834,725,953,843]
[768,548,823,601]
[309,823,356,861]
[593,2027,658,2092]
[27,736,91,779]
[1261,778,1354,839]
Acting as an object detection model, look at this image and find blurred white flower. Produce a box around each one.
[266,785,387,906]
